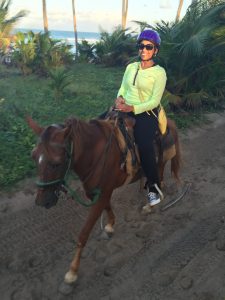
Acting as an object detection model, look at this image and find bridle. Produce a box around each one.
[35,140,102,207]
[36,142,73,188]
[34,124,114,207]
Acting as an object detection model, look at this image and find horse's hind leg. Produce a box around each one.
[104,203,115,235]
[64,194,110,284]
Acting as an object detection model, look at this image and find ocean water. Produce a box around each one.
[50,30,100,44]
[15,28,100,51]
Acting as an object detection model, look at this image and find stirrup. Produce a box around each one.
[153,183,164,200]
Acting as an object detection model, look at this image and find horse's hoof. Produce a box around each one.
[64,271,78,284]
[105,224,114,234]
[58,281,74,295]
[141,203,152,215]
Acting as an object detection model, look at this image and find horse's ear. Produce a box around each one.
[53,127,71,142]
[26,116,43,135]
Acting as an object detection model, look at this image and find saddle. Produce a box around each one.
[100,109,176,184]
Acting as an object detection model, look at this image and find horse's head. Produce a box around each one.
[27,117,71,209]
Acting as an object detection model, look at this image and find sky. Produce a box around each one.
[9,0,193,33]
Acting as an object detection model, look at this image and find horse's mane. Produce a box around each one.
[39,117,113,152]
[64,117,114,160]
[65,117,113,138]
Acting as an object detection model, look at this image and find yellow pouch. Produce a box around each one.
[158,105,167,135]
[150,105,167,135]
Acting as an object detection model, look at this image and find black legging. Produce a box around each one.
[130,111,160,191]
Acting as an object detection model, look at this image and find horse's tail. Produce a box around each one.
[168,118,182,182]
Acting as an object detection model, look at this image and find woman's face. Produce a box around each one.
[138,40,158,61]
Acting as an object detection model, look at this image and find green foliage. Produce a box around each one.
[0,0,27,37]
[33,32,74,75]
[78,26,137,66]
[13,31,36,75]
[95,26,137,66]
[48,67,74,101]
[0,97,35,186]
[0,0,27,55]
[12,31,74,76]
[77,40,96,63]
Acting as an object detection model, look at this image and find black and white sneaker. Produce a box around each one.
[147,192,161,206]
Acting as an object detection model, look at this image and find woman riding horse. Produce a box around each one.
[28,114,181,285]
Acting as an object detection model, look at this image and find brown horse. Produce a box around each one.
[27,115,181,285]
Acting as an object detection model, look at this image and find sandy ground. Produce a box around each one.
[0,112,225,300]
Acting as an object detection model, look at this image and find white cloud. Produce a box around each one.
[159,0,172,9]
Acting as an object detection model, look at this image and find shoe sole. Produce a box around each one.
[150,199,161,206]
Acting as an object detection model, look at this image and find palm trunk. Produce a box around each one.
[176,0,184,22]
[42,0,48,33]
[122,0,128,30]
[72,0,78,59]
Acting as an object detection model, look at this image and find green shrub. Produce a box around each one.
[48,67,74,101]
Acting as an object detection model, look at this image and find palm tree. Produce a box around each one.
[72,0,78,59]
[122,0,128,30]
[42,0,48,33]
[175,0,184,22]
[0,0,27,52]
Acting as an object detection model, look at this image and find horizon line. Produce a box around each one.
[15,27,102,35]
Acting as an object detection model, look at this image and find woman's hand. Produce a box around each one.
[114,96,133,112]
[116,103,133,112]
[115,96,125,107]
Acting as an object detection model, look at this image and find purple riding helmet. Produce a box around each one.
[137,29,161,48]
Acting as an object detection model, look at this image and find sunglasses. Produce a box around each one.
[138,43,155,51]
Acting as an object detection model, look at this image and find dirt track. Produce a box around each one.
[1,112,225,300]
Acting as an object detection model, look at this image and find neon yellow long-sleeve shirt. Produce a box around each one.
[117,62,167,115]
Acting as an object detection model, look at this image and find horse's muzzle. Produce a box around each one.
[35,188,59,209]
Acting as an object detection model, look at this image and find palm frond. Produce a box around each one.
[183,90,209,110]
[179,28,210,57]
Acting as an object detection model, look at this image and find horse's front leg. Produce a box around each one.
[104,203,115,235]
[64,193,110,284]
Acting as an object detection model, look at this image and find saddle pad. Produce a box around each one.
[113,126,140,184]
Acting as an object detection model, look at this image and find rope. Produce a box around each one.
[63,184,101,207]
[160,182,191,211]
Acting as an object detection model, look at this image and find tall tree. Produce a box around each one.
[72,0,78,59]
[176,0,184,22]
[0,0,27,51]
[42,0,48,33]
[122,0,128,30]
